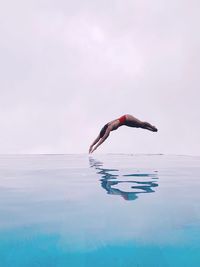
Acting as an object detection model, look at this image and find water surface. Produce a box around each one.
[0,154,200,267]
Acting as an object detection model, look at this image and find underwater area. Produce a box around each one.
[0,154,200,267]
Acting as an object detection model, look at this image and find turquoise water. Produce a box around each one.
[0,154,200,267]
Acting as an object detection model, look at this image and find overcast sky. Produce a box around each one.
[0,0,199,155]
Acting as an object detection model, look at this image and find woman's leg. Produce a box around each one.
[125,115,157,132]
[140,122,158,132]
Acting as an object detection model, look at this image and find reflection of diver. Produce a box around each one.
[89,157,159,201]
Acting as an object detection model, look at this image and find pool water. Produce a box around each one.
[0,154,200,267]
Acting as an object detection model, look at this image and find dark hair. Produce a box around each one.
[100,124,108,138]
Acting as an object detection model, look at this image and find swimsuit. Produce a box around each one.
[99,115,126,138]
[118,115,126,125]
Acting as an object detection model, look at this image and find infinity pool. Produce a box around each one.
[0,154,200,267]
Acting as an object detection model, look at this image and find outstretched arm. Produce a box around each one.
[90,128,111,153]
[89,134,101,153]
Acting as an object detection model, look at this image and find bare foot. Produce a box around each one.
[152,126,158,132]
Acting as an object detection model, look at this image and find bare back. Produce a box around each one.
[107,119,120,131]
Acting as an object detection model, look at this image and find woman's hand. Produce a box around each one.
[90,146,97,154]
[89,146,93,154]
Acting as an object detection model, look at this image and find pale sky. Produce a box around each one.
[0,0,199,155]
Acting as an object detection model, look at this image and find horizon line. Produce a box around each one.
[0,153,199,157]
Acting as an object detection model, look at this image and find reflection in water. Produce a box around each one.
[89,157,159,201]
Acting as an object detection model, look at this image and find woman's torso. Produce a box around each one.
[107,115,127,131]
[107,114,142,131]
